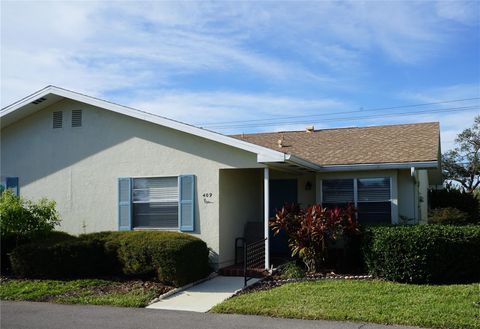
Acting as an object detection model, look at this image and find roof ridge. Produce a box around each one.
[231,121,440,137]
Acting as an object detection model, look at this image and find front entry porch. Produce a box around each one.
[218,166,316,272]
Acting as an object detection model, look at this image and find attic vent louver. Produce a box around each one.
[31,97,47,105]
[72,109,82,127]
[53,111,63,129]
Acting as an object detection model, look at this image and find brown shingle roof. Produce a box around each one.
[232,122,440,166]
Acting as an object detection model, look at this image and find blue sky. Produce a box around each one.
[1,1,479,150]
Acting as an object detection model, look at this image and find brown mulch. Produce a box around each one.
[236,272,373,296]
[0,275,174,302]
[45,280,173,302]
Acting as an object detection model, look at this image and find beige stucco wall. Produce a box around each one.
[218,168,263,268]
[270,169,316,208]
[397,169,417,222]
[0,99,264,266]
[417,169,429,224]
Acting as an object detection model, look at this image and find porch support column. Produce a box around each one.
[264,167,270,270]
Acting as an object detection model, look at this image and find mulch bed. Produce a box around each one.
[47,280,172,302]
[236,272,373,296]
[0,275,173,302]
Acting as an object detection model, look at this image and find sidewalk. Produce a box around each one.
[147,276,259,312]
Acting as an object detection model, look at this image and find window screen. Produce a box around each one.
[132,177,179,228]
[322,179,354,208]
[357,178,391,224]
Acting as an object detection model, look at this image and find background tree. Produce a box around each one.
[442,115,480,193]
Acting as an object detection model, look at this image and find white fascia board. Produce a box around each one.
[318,161,438,172]
[1,85,54,116]
[1,86,286,162]
[285,154,322,171]
[257,153,287,163]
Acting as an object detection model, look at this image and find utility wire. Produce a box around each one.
[199,97,480,127]
[208,105,479,130]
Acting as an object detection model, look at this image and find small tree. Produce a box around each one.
[270,203,358,273]
[0,190,61,242]
[442,115,480,193]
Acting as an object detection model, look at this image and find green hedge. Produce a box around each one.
[1,231,75,274]
[10,238,116,278]
[363,225,480,284]
[10,231,211,286]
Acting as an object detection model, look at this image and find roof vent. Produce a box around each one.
[277,135,284,148]
[306,125,314,133]
[31,97,47,105]
[53,111,63,129]
[72,109,82,127]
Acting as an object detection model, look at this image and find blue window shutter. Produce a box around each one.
[179,175,195,232]
[118,177,132,231]
[6,177,19,196]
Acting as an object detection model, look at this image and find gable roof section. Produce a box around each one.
[0,86,292,165]
[232,122,440,169]
[1,86,440,171]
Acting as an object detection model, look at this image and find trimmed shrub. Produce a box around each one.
[428,207,470,225]
[429,189,479,223]
[363,225,480,284]
[10,236,116,278]
[10,231,211,286]
[95,231,211,286]
[1,231,75,274]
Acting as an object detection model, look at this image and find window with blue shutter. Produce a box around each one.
[179,175,195,232]
[6,177,19,196]
[118,178,132,231]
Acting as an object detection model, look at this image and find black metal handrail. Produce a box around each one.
[235,237,246,265]
[243,238,267,286]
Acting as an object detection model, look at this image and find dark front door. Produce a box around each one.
[269,179,297,255]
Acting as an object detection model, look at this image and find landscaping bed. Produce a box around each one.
[0,276,173,307]
[212,279,480,329]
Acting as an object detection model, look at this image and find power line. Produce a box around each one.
[209,105,479,130]
[199,97,480,128]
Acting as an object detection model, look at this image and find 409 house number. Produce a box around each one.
[202,193,213,198]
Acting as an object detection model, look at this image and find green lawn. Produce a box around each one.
[0,278,170,308]
[212,280,480,329]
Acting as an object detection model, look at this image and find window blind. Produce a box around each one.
[357,178,390,201]
[357,178,391,224]
[132,177,179,228]
[322,179,354,203]
[321,177,392,224]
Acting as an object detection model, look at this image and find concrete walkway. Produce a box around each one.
[147,276,259,312]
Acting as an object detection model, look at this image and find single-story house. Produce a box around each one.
[0,86,442,270]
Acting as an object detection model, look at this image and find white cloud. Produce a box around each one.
[1,0,478,154]
[2,1,478,108]
[126,90,348,130]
